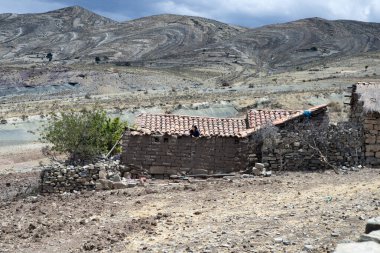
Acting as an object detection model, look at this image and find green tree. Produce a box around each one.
[40,108,127,163]
[103,117,127,155]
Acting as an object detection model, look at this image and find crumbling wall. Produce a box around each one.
[122,133,249,176]
[40,160,135,193]
[261,123,364,171]
[257,110,364,171]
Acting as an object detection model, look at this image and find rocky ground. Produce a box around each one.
[0,168,379,253]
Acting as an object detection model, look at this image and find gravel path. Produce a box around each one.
[0,169,379,252]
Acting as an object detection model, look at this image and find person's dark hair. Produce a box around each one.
[192,125,198,129]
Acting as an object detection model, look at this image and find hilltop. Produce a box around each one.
[1,6,380,71]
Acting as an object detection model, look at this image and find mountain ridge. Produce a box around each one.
[1,6,380,72]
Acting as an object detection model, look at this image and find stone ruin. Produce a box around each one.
[39,83,380,193]
[40,160,150,194]
[350,82,380,167]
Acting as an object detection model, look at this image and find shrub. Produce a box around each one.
[328,101,342,112]
[40,108,127,163]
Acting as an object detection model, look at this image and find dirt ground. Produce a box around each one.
[0,168,379,253]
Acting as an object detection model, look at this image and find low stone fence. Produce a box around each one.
[40,160,149,194]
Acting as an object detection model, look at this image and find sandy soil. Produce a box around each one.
[0,168,379,253]
[0,143,48,174]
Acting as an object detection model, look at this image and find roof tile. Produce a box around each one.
[130,105,328,138]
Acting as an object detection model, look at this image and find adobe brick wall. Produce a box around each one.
[121,132,249,176]
[350,87,380,167]
[363,113,380,166]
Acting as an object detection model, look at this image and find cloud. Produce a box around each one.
[152,0,380,26]
[0,0,65,14]
[0,0,380,27]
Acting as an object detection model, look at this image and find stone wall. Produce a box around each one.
[350,86,380,167]
[255,110,365,171]
[40,160,140,193]
[122,132,249,176]
[261,123,364,171]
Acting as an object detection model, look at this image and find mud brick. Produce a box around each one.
[149,166,166,174]
[365,151,375,157]
[367,145,380,152]
[166,168,180,175]
[364,119,378,124]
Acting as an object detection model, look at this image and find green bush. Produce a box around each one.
[40,108,127,163]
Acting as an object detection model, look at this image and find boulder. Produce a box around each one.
[98,179,112,190]
[255,163,265,170]
[252,168,262,176]
[109,174,121,182]
[123,172,131,179]
[334,242,380,253]
[360,230,380,243]
[366,217,380,234]
[98,170,107,180]
[263,171,272,177]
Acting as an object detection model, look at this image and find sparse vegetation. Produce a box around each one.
[40,108,127,163]
[328,101,342,112]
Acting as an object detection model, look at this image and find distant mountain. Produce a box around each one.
[1,6,380,71]
[228,17,380,70]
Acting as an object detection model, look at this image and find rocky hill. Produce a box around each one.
[230,18,380,70]
[1,6,380,71]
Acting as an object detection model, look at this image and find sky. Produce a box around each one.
[0,0,380,27]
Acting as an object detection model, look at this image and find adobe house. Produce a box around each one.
[350,82,380,167]
[121,105,328,176]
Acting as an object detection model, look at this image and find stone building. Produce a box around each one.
[121,105,328,176]
[350,82,380,167]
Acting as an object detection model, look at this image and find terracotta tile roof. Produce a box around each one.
[133,114,247,137]
[247,109,302,129]
[129,104,328,138]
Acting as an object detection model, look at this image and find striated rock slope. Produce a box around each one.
[228,18,380,70]
[1,6,380,71]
